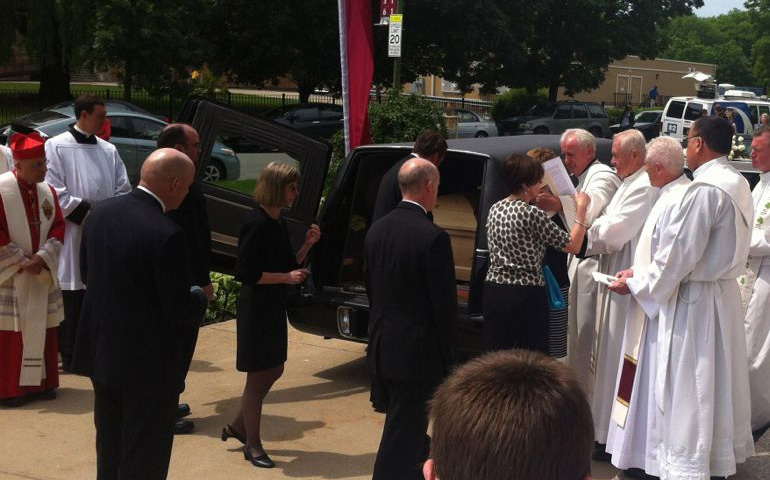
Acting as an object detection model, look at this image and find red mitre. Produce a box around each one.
[10,131,46,160]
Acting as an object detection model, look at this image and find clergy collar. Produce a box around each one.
[691,156,727,178]
[622,165,646,183]
[661,174,689,193]
[760,170,770,181]
[137,185,166,212]
[576,159,599,180]
[69,124,97,145]
[401,199,428,215]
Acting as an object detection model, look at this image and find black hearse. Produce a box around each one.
[179,97,760,355]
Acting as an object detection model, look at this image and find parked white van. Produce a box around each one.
[660,90,770,143]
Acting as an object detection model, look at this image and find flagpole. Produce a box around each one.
[337,0,351,156]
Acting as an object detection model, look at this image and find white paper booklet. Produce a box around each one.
[592,272,618,286]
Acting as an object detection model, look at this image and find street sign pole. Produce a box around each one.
[391,1,403,90]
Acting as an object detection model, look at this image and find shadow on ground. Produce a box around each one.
[269,449,377,479]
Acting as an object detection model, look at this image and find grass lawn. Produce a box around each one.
[213,178,257,196]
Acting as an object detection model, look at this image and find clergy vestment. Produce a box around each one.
[606,174,691,473]
[738,170,770,431]
[560,160,620,394]
[0,145,11,173]
[0,171,65,399]
[583,166,658,443]
[44,126,130,364]
[624,157,754,479]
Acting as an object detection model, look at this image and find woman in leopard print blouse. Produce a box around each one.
[483,153,590,353]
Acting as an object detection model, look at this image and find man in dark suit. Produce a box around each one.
[157,123,213,435]
[371,130,447,222]
[72,148,208,480]
[364,158,457,480]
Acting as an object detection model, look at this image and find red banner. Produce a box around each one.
[338,0,374,153]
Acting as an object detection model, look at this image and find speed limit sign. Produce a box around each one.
[388,14,402,58]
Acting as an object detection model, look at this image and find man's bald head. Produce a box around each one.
[398,158,440,211]
[139,148,195,211]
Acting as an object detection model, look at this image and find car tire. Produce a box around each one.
[589,126,603,138]
[533,127,549,135]
[203,159,225,182]
[474,131,489,138]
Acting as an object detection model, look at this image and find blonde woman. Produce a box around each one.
[222,162,321,468]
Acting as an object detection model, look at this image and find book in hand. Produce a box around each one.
[592,272,618,286]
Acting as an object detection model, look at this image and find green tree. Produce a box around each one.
[661,11,756,86]
[747,0,770,88]
[208,0,341,103]
[0,0,94,103]
[508,0,703,101]
[91,0,208,100]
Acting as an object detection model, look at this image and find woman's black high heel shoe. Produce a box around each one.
[243,444,275,468]
[221,424,246,444]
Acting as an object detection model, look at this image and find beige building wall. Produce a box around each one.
[558,56,717,106]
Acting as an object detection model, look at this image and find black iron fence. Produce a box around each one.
[0,86,493,126]
[0,88,340,125]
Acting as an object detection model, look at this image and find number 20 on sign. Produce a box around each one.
[388,14,402,58]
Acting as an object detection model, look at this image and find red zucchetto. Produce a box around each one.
[10,131,46,160]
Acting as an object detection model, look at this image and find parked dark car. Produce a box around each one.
[609,110,663,140]
[263,102,343,139]
[176,97,762,355]
[499,101,610,138]
[44,99,168,121]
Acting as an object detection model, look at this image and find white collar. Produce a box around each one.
[692,156,727,178]
[402,199,428,215]
[137,186,166,212]
[73,124,93,138]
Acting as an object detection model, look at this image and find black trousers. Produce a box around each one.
[92,379,179,480]
[60,289,85,366]
[372,378,435,480]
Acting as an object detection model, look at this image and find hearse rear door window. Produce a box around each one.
[176,97,331,273]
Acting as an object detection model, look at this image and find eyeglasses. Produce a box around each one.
[684,134,701,147]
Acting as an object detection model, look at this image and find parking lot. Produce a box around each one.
[1,320,768,480]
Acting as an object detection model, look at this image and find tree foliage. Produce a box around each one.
[91,0,208,100]
[0,0,95,103]
[747,0,770,88]
[661,10,756,86]
[208,0,341,102]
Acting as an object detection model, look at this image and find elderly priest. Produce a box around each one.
[0,131,65,407]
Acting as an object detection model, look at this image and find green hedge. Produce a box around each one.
[490,88,548,123]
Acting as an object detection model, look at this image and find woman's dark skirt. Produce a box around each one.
[482,282,549,354]
[236,284,288,372]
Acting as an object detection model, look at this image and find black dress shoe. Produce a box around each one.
[592,444,612,463]
[753,422,770,442]
[221,424,246,444]
[177,403,191,419]
[624,468,659,480]
[0,396,26,408]
[173,419,195,434]
[243,445,275,468]
[34,389,57,401]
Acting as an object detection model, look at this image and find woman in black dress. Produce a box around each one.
[483,154,589,353]
[221,162,321,468]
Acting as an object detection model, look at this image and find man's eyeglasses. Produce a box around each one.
[684,134,701,147]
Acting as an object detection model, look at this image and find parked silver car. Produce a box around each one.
[6,107,240,184]
[454,109,499,138]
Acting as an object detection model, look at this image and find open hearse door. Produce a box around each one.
[176,96,332,274]
[288,134,613,357]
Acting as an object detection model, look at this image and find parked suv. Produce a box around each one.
[500,101,610,138]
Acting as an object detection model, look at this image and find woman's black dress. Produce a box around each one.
[234,206,298,372]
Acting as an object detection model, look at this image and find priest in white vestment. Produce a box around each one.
[580,130,658,450]
[738,126,770,434]
[609,118,754,479]
[536,128,620,396]
[605,136,691,477]
[44,95,130,370]
[0,132,65,406]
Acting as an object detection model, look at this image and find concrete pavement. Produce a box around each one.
[0,320,768,480]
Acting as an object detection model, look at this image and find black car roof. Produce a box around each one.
[360,134,614,165]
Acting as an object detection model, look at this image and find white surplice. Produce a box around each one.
[561,160,620,395]
[584,166,659,443]
[624,157,754,480]
[44,131,130,290]
[606,174,691,472]
[739,170,770,431]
